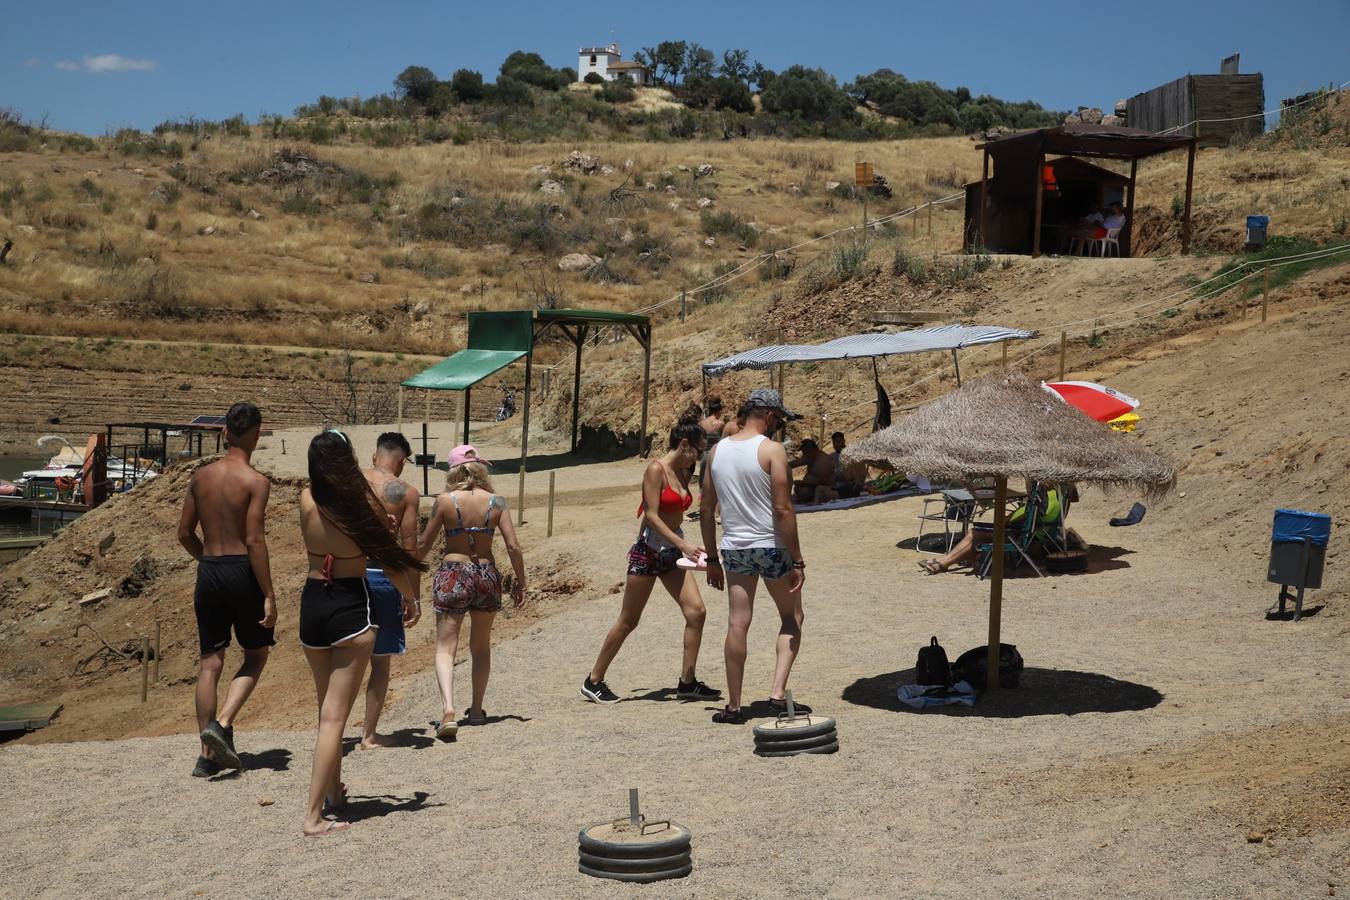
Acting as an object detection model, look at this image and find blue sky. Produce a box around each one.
[5,0,1346,135]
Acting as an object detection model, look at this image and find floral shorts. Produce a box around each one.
[721,547,792,581]
[627,541,682,578]
[432,560,502,615]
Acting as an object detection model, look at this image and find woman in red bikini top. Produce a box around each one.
[580,406,723,706]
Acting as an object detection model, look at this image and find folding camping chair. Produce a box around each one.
[917,488,976,554]
[975,489,1046,579]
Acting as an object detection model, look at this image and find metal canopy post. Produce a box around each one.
[571,324,588,453]
[462,387,471,444]
[1123,158,1138,258]
[639,324,651,457]
[519,351,533,513]
[986,474,1009,690]
[1031,152,1046,258]
[1181,142,1196,254]
[978,148,990,250]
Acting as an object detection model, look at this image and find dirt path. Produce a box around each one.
[1,494,1347,897]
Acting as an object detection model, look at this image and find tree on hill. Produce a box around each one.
[651,41,689,85]
[490,75,533,107]
[500,51,569,90]
[761,66,859,125]
[847,68,1061,133]
[683,75,754,113]
[685,44,717,80]
[719,49,750,82]
[394,65,439,105]
[451,68,486,102]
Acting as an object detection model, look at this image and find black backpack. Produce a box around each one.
[915,636,952,686]
[951,644,1024,691]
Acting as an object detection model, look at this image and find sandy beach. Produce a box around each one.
[2,479,1347,897]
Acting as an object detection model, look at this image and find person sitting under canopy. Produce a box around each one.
[789,439,839,504]
[919,482,1067,575]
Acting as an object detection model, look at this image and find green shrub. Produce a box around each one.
[599,77,637,104]
[893,246,928,283]
[145,211,158,230]
[830,240,873,281]
[281,192,323,216]
[583,72,604,85]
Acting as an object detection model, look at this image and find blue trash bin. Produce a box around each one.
[1268,508,1331,620]
[1245,214,1270,250]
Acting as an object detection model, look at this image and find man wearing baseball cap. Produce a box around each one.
[699,388,809,724]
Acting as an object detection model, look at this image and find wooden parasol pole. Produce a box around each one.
[986,475,1008,691]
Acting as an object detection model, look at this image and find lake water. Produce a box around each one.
[0,455,66,539]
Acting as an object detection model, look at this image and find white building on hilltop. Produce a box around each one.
[577,43,653,86]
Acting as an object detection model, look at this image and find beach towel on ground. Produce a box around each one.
[898,681,977,709]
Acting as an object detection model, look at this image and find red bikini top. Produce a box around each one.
[637,468,693,517]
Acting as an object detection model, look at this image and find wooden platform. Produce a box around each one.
[0,703,63,733]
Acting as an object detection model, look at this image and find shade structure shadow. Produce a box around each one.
[343,790,443,823]
[842,667,1163,718]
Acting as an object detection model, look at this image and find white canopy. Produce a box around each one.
[701,324,1034,376]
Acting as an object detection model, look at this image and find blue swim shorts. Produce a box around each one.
[364,568,406,656]
[721,547,792,581]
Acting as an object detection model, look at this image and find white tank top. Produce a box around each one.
[709,434,778,549]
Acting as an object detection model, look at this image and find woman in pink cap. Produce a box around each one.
[416,444,526,739]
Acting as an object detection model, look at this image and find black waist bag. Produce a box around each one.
[952,644,1024,691]
[915,636,952,686]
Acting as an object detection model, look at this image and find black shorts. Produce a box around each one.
[299,577,375,649]
[194,555,275,656]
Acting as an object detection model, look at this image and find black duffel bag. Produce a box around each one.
[951,643,1024,691]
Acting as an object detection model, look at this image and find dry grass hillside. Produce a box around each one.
[0,91,1346,454]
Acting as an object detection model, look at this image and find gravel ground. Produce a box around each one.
[2,489,1347,898]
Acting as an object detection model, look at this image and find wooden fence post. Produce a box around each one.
[547,470,556,538]
[140,635,150,703]
[1262,266,1270,323]
[1001,339,1008,368]
[517,464,526,526]
[1058,331,1067,381]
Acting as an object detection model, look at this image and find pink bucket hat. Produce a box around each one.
[447,444,491,469]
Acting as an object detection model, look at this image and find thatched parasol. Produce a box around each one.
[842,370,1176,689]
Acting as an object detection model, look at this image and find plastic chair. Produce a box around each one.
[976,491,1046,579]
[1091,227,1122,258]
[917,488,975,553]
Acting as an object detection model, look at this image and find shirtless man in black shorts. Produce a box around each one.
[177,401,276,777]
[358,432,421,749]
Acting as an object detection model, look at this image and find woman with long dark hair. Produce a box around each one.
[299,429,425,837]
[416,445,526,740]
[580,407,722,705]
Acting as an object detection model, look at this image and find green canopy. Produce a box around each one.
[401,349,527,391]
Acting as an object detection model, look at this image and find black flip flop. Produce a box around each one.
[1109,502,1146,527]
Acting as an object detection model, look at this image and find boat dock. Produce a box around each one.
[0,534,52,564]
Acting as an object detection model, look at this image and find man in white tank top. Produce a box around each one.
[699,388,809,724]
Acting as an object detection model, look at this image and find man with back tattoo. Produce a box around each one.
[358,432,422,748]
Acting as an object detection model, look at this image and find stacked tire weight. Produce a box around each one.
[577,822,693,883]
[752,715,839,756]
